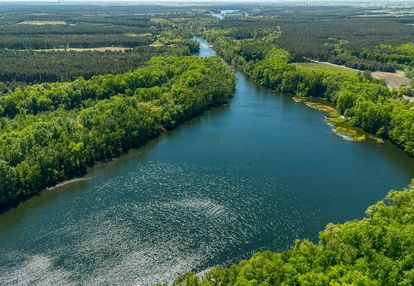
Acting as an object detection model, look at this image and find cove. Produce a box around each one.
[1,37,414,285]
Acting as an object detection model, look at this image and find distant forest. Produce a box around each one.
[213,6,414,72]
[0,5,202,84]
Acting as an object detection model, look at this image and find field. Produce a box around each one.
[35,47,132,52]
[294,62,412,90]
[371,70,412,89]
[293,61,359,75]
[17,20,66,25]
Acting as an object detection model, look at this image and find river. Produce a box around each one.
[0,36,413,285]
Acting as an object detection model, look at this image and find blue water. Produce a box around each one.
[211,10,238,19]
[0,37,413,285]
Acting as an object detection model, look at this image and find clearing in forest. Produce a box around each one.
[34,47,132,52]
[371,70,412,89]
[294,61,359,75]
[18,20,67,25]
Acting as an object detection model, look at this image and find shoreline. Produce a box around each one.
[292,95,384,143]
[46,177,90,191]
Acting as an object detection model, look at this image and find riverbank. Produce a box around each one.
[293,96,384,143]
[0,55,235,214]
[168,36,414,286]
[206,32,414,158]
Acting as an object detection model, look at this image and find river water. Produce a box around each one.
[0,37,413,285]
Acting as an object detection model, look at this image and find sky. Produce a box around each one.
[0,0,408,6]
[0,0,405,2]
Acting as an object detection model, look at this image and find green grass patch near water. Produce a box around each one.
[293,96,383,143]
[293,61,359,75]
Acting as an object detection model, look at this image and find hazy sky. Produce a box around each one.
[0,0,408,6]
[0,0,404,2]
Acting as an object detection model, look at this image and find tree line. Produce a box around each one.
[0,23,145,35]
[0,34,154,49]
[0,56,235,212]
[213,10,414,72]
[0,44,195,84]
[0,8,201,84]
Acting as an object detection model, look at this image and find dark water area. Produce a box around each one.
[0,36,413,285]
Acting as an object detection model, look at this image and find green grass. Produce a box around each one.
[294,61,359,75]
[150,39,164,47]
[17,20,67,25]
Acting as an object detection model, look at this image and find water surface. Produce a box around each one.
[211,10,238,19]
[1,36,414,285]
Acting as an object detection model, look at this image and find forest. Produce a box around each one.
[0,45,194,83]
[0,55,235,212]
[0,6,202,83]
[212,7,414,72]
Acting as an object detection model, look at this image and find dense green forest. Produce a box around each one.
[0,6,202,83]
[172,182,414,285]
[210,7,414,72]
[10,3,413,82]
[0,45,194,83]
[0,33,154,49]
[0,56,235,212]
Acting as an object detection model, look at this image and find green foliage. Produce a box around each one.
[360,44,414,69]
[0,33,154,50]
[216,8,414,58]
[0,46,186,83]
[0,7,201,83]
[325,39,400,73]
[212,8,414,72]
[175,183,414,285]
[0,56,235,212]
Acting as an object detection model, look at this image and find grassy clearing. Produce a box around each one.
[150,39,164,47]
[18,20,66,25]
[34,47,132,52]
[296,61,410,89]
[294,61,359,75]
[371,70,411,89]
[125,33,152,37]
[293,96,383,143]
